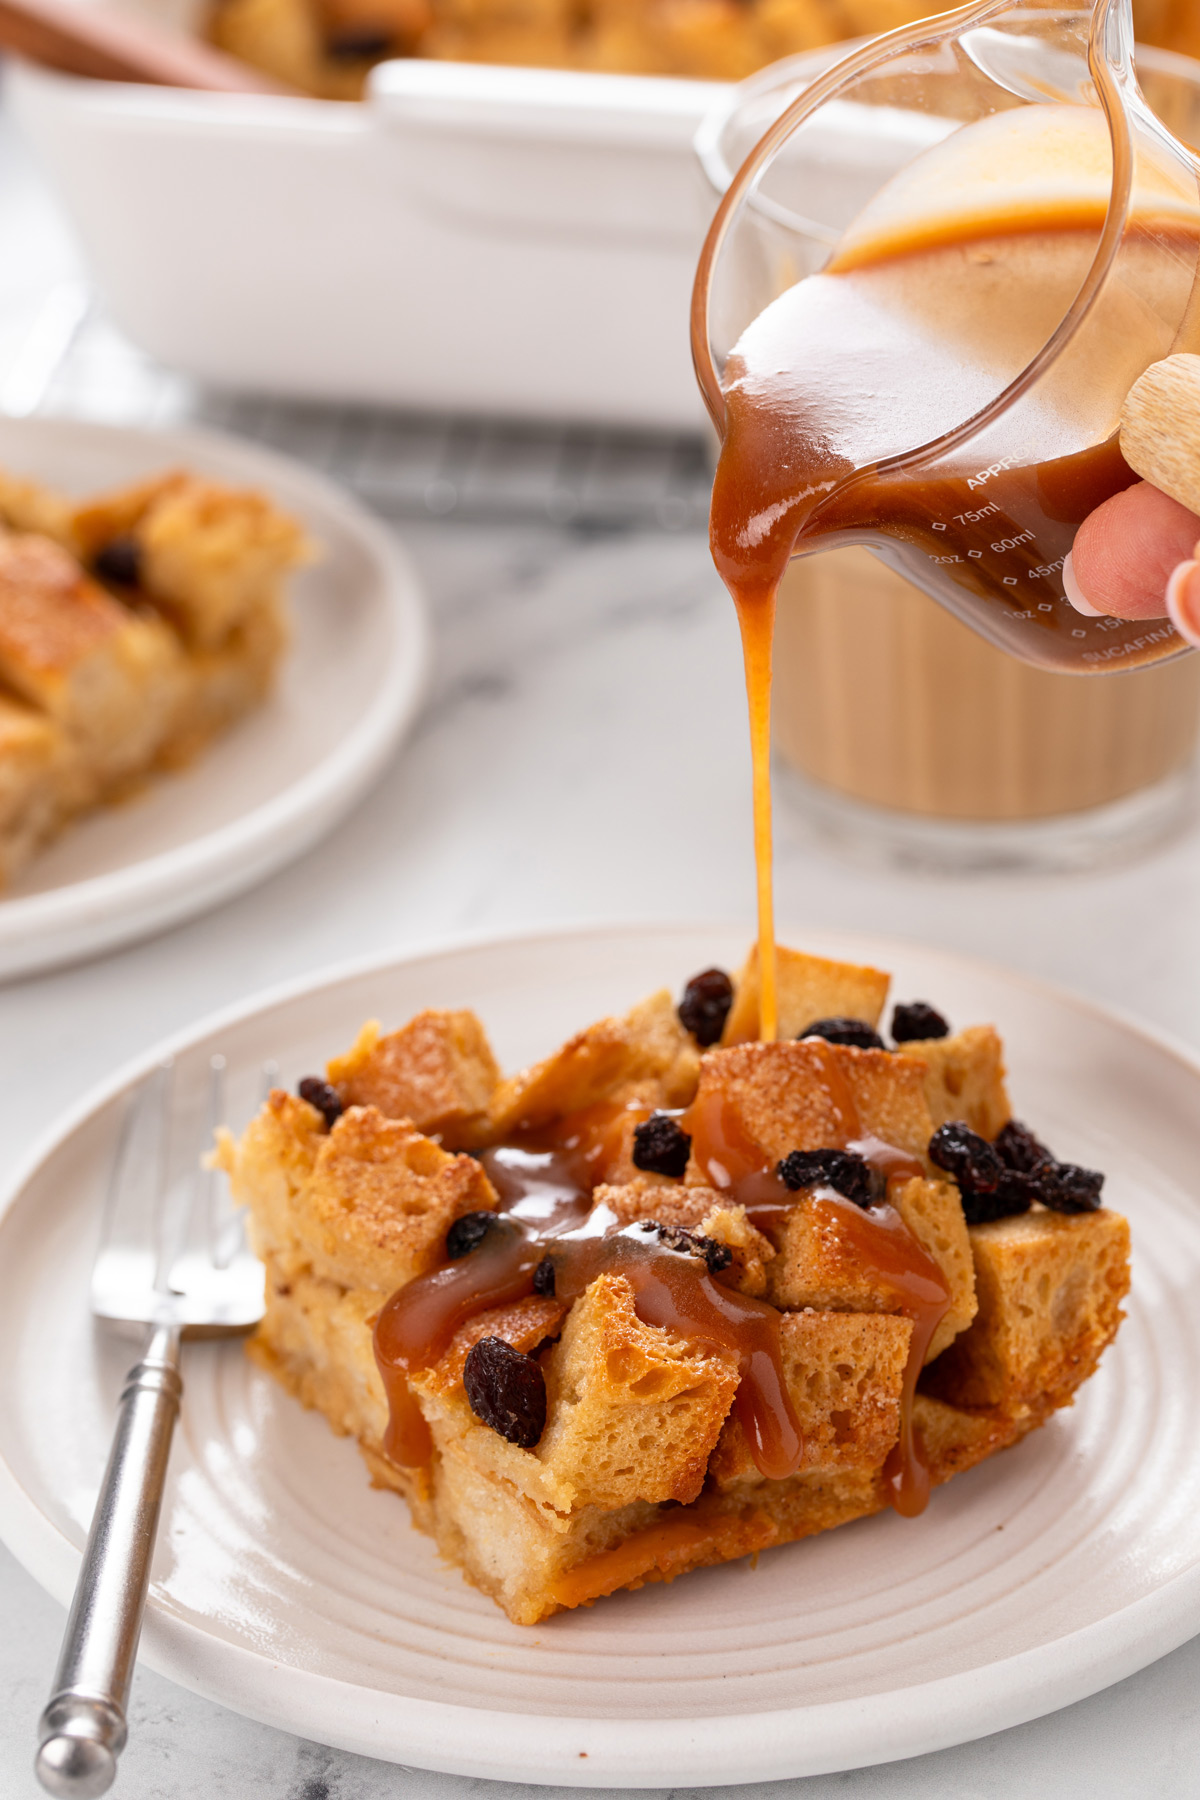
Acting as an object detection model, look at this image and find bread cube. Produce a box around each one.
[597,1183,775,1296]
[487,987,700,1138]
[721,942,890,1046]
[921,1207,1131,1414]
[0,532,186,791]
[896,1024,1011,1139]
[224,1093,497,1295]
[74,471,311,651]
[214,1089,324,1278]
[535,1271,741,1509]
[709,1309,912,1488]
[688,1039,936,1170]
[764,1176,974,1359]
[327,1009,501,1147]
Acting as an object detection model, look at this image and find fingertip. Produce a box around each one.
[1070,481,1200,620]
[1061,550,1104,617]
[1166,561,1200,649]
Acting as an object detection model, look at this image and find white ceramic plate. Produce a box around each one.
[0,416,429,980]
[2,923,1199,1786]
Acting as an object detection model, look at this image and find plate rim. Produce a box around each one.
[0,415,431,978]
[2,918,1199,1785]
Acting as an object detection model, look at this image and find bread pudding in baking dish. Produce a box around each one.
[205,0,1200,102]
[0,465,309,887]
[216,940,1129,1625]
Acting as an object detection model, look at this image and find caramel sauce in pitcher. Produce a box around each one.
[709,105,1200,1030]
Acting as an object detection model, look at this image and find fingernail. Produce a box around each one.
[1166,561,1200,648]
[1062,551,1104,617]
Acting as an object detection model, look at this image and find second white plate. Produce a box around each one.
[1,924,1199,1785]
[0,415,429,980]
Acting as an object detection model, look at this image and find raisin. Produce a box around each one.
[638,1218,732,1275]
[297,1076,343,1130]
[632,1112,692,1178]
[958,1175,1033,1226]
[445,1210,497,1259]
[891,1001,950,1043]
[994,1118,1053,1174]
[463,1337,547,1448]
[928,1121,1005,1193]
[93,536,141,588]
[799,1017,885,1051]
[776,1147,875,1206]
[1029,1161,1104,1214]
[326,26,393,57]
[532,1256,556,1296]
[929,1121,1036,1224]
[678,968,734,1047]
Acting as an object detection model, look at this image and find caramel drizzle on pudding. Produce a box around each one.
[374,1057,949,1512]
[681,1050,948,1514]
[374,1143,804,1483]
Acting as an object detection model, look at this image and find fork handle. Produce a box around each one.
[35,1324,183,1798]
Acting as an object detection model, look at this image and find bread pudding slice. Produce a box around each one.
[219,943,1130,1625]
[0,462,310,886]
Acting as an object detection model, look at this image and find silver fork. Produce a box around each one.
[35,1056,265,1799]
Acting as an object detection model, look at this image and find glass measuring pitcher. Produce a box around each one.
[692,0,1200,674]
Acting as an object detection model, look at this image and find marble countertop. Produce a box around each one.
[4,104,1200,1800]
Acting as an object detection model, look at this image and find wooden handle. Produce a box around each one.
[0,0,294,91]
[1120,352,1200,518]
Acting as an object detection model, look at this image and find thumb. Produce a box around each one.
[1064,479,1200,644]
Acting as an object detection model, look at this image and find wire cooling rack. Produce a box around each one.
[0,284,714,532]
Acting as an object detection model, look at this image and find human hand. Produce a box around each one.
[1063,479,1200,646]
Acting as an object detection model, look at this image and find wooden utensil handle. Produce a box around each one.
[0,0,293,91]
[1120,352,1200,519]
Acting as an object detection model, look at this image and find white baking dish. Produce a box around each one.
[7,52,739,426]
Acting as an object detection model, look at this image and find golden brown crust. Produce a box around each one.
[535,1271,741,1510]
[73,469,311,651]
[486,988,700,1138]
[764,1176,975,1360]
[921,1208,1131,1414]
[722,943,891,1046]
[223,1090,499,1294]
[303,1105,499,1294]
[709,1309,912,1488]
[329,1008,501,1146]
[0,534,128,675]
[896,1025,1012,1139]
[687,1039,935,1171]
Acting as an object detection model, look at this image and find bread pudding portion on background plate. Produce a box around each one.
[218,936,1130,1625]
[0,417,428,980]
[0,459,310,890]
